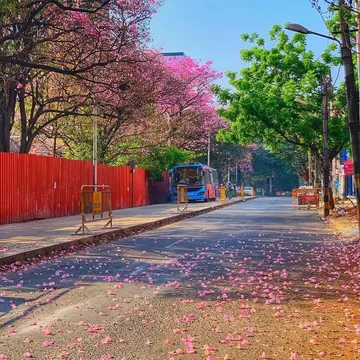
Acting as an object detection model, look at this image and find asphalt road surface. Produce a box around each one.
[1,197,360,360]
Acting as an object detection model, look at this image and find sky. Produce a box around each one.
[150,0,334,87]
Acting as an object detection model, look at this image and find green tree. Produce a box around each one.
[213,25,349,167]
[196,139,255,185]
[251,144,299,192]
[271,142,309,182]
[115,146,194,181]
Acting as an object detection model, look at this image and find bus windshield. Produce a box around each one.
[174,166,204,186]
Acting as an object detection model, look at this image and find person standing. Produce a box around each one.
[232,184,237,198]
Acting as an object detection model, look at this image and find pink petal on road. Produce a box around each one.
[101,336,112,344]
[42,328,52,335]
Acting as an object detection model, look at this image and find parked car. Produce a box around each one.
[244,186,254,196]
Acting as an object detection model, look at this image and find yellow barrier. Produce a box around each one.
[240,185,244,197]
[74,185,112,235]
[219,186,226,201]
[292,188,298,208]
[177,184,188,212]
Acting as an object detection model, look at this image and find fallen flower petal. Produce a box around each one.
[101,336,112,344]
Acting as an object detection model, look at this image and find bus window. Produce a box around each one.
[174,167,204,185]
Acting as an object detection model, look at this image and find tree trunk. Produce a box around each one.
[329,188,335,210]
[0,83,16,152]
[0,108,10,152]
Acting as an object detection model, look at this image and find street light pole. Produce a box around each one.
[322,75,330,217]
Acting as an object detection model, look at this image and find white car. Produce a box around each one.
[243,186,254,196]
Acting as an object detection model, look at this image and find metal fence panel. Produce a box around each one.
[0,153,171,225]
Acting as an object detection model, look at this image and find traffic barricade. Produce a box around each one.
[74,185,112,235]
[219,185,227,201]
[296,188,319,210]
[177,184,188,212]
[292,188,298,208]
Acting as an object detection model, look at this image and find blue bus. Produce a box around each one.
[169,164,219,202]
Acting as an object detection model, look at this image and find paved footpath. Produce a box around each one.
[0,198,255,265]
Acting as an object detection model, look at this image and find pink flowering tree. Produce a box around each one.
[0,0,161,153]
[154,55,225,151]
[208,141,256,184]
[59,52,226,163]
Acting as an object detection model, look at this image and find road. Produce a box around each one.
[0,197,360,359]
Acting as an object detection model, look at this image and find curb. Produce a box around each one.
[0,197,258,267]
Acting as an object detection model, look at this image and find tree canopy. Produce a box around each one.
[213,25,349,166]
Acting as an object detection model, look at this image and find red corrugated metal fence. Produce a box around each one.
[0,152,169,225]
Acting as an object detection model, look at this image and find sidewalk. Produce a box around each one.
[0,197,256,266]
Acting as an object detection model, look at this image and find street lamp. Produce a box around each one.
[286,21,360,232]
[161,52,185,57]
[285,23,340,44]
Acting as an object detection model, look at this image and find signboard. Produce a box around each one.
[92,191,102,215]
[344,160,354,176]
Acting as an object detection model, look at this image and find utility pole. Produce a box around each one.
[356,0,360,98]
[235,164,238,186]
[339,0,360,235]
[93,110,98,187]
[207,134,210,167]
[322,75,330,217]
[308,151,313,186]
